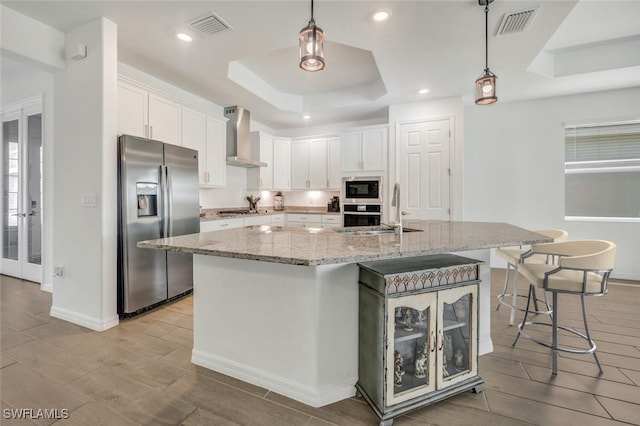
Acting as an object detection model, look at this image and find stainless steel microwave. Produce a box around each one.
[342,177,382,204]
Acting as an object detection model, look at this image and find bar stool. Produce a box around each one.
[495,229,568,325]
[512,240,616,375]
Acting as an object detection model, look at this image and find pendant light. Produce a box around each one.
[475,0,497,105]
[299,0,325,71]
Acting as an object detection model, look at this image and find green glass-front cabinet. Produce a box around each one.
[357,254,484,426]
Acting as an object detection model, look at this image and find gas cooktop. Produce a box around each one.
[218,209,251,215]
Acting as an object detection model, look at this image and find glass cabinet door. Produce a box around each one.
[386,292,437,405]
[438,285,478,389]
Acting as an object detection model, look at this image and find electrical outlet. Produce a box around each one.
[53,266,64,277]
[81,192,97,207]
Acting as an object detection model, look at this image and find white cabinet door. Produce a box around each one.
[205,115,227,187]
[362,127,386,171]
[117,81,148,138]
[247,132,273,190]
[244,215,271,226]
[270,214,285,225]
[327,137,341,189]
[321,214,341,228]
[273,138,291,190]
[291,141,310,189]
[148,92,181,145]
[307,138,328,189]
[340,131,361,172]
[200,218,244,231]
[181,107,207,185]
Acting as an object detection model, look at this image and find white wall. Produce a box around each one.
[50,17,119,330]
[464,87,640,280]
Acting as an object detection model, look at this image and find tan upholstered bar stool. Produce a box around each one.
[512,240,616,375]
[495,229,568,325]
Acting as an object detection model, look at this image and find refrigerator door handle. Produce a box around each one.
[166,166,173,237]
[160,165,169,238]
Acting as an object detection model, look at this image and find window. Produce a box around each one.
[564,120,640,220]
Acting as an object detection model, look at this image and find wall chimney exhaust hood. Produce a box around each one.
[224,106,266,168]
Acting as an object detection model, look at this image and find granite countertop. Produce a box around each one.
[200,206,340,221]
[138,220,552,266]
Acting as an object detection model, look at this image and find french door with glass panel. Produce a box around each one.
[1,100,43,282]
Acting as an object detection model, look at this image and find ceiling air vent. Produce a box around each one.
[496,7,538,35]
[187,12,232,37]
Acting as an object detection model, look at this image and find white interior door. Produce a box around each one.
[1,101,43,283]
[399,119,451,220]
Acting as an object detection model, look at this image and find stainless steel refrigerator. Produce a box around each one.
[117,134,200,317]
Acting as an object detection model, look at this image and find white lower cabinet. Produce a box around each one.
[200,218,244,232]
[270,214,285,225]
[321,214,341,228]
[244,215,272,226]
[285,213,322,228]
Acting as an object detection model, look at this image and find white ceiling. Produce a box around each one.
[2,1,640,129]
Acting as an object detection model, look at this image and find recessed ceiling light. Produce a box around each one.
[303,114,311,120]
[176,33,193,42]
[372,9,391,22]
[418,89,430,95]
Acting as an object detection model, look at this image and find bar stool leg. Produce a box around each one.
[497,263,511,311]
[512,284,534,347]
[552,292,558,375]
[509,264,519,326]
[580,295,603,375]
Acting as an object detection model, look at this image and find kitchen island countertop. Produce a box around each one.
[138,219,550,266]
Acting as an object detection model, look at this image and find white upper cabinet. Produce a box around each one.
[117,81,148,138]
[247,132,274,190]
[117,79,181,145]
[181,107,207,183]
[341,125,388,173]
[273,137,291,190]
[118,81,182,145]
[327,136,341,189]
[148,92,181,145]
[292,138,328,189]
[117,77,227,186]
[204,115,227,187]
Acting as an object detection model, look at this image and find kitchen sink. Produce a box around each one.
[333,226,423,235]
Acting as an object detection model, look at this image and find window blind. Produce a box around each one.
[565,121,640,163]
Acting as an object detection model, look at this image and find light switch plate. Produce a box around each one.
[81,192,97,207]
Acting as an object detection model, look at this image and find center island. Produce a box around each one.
[138,220,550,408]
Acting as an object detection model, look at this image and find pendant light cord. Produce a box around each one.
[311,0,315,22]
[484,4,489,72]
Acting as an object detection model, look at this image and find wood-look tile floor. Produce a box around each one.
[1,270,639,426]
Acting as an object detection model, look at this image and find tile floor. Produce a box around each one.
[1,270,639,425]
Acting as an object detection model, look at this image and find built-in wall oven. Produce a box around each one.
[342,177,383,227]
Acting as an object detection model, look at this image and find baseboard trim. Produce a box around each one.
[50,305,119,331]
[191,349,356,408]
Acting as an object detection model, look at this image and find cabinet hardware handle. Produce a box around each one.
[430,331,436,352]
[438,330,443,351]
[144,124,148,138]
[220,224,229,227]
[149,125,153,139]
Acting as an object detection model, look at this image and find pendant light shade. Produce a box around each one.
[299,0,325,72]
[475,0,497,105]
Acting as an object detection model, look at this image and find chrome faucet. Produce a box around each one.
[390,182,403,234]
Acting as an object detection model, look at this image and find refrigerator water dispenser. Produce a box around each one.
[136,182,158,217]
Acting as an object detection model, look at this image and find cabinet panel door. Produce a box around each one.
[291,141,309,189]
[362,128,387,171]
[260,134,274,189]
[386,292,437,406]
[437,285,478,389]
[148,93,181,145]
[341,131,361,172]
[205,116,227,186]
[273,138,291,190]
[307,139,328,189]
[181,107,207,185]
[117,82,147,138]
[327,137,341,189]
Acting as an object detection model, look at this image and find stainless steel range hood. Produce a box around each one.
[224,106,266,168]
